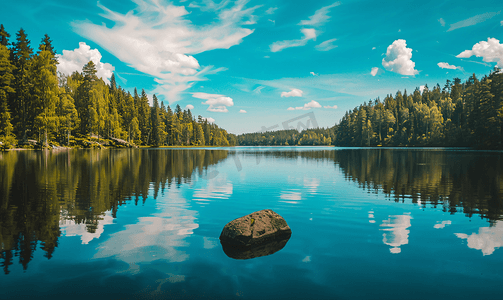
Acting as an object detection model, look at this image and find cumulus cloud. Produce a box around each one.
[370,67,379,76]
[185,104,194,110]
[270,28,316,52]
[382,39,419,76]
[438,18,446,27]
[72,0,258,102]
[437,62,461,70]
[456,38,503,68]
[57,42,115,84]
[315,38,338,51]
[239,109,247,113]
[299,2,341,26]
[193,92,234,112]
[448,11,500,32]
[324,105,338,109]
[287,100,321,111]
[202,117,215,123]
[281,88,304,97]
[419,85,426,93]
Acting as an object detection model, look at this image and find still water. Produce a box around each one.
[1,147,502,299]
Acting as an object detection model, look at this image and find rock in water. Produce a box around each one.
[219,209,292,249]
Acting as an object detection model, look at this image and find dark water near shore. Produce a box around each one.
[1,147,503,299]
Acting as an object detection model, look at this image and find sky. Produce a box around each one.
[2,0,503,134]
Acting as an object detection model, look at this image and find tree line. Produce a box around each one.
[334,69,503,148]
[235,69,503,149]
[0,25,236,149]
[236,128,335,146]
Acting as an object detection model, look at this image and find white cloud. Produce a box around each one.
[202,117,215,123]
[455,221,503,255]
[382,39,419,76]
[287,100,321,111]
[302,255,311,263]
[305,100,321,108]
[57,42,115,84]
[315,38,338,51]
[265,7,278,14]
[448,11,500,32]
[185,104,194,110]
[324,105,338,109]
[437,62,460,70]
[310,72,318,76]
[438,18,446,27]
[419,85,426,93]
[299,2,341,26]
[371,67,379,76]
[72,0,258,102]
[501,20,503,26]
[372,46,376,50]
[193,92,234,112]
[239,109,247,113]
[456,38,503,68]
[270,28,316,52]
[281,88,303,97]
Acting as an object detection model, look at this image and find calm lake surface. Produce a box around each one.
[1,147,503,299]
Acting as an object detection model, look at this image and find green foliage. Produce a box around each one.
[332,69,503,149]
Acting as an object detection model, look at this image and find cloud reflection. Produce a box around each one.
[380,214,412,254]
[455,221,503,255]
[93,190,198,268]
[60,211,114,244]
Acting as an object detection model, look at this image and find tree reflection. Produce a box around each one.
[0,149,227,274]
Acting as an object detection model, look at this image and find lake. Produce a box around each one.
[1,147,502,299]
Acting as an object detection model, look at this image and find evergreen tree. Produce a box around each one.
[0,44,16,147]
[31,47,59,146]
[11,28,33,142]
[0,24,10,47]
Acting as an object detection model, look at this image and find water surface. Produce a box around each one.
[1,147,502,299]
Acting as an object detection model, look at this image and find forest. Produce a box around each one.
[0,26,236,149]
[333,69,503,148]
[1,25,503,149]
[237,68,503,149]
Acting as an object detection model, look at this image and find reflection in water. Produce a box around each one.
[455,221,503,255]
[94,189,198,271]
[434,220,452,229]
[380,214,412,254]
[0,149,228,274]
[2,148,503,273]
[59,211,114,244]
[333,149,503,222]
[221,236,291,260]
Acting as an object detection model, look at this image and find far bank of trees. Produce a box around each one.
[0,25,235,148]
[236,68,503,149]
[334,69,503,149]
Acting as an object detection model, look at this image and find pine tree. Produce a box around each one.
[0,44,16,147]
[0,24,10,47]
[31,47,59,146]
[11,28,33,142]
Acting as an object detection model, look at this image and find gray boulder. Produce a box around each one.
[219,209,291,249]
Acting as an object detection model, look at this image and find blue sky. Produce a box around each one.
[3,0,503,134]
